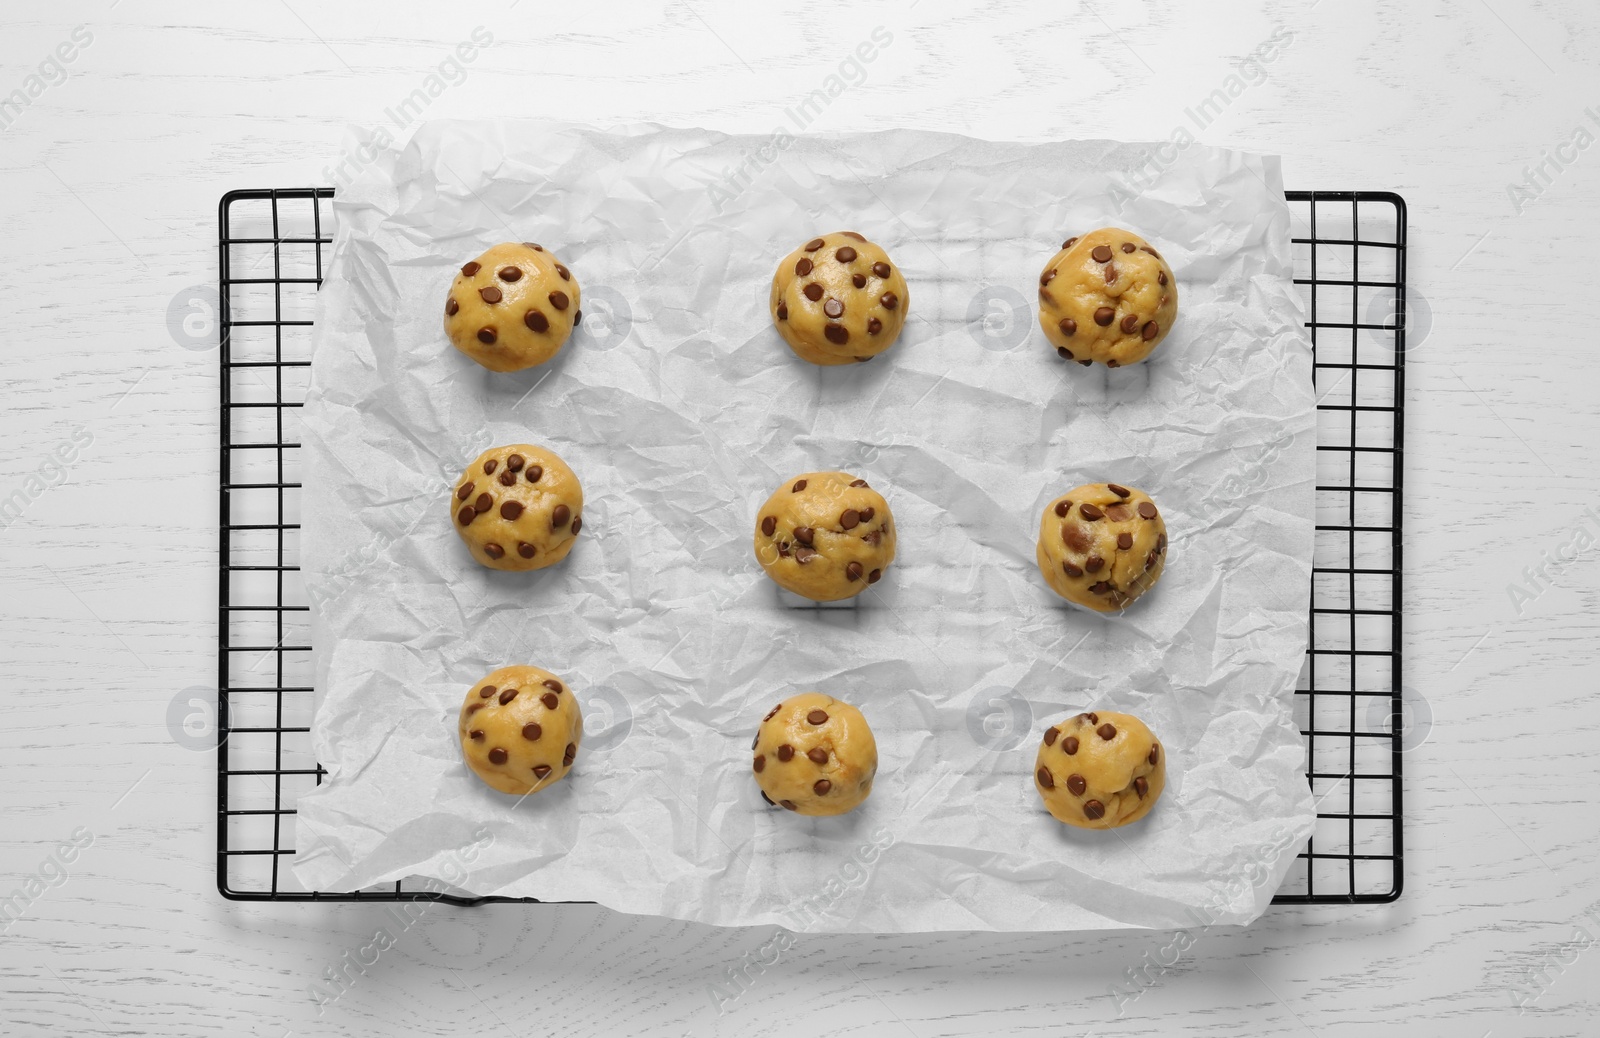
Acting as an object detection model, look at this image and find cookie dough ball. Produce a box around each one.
[752,693,877,816]
[1036,482,1168,612]
[770,232,909,365]
[1038,228,1177,368]
[451,444,583,571]
[754,472,896,602]
[458,665,583,796]
[1034,710,1165,829]
[444,242,582,372]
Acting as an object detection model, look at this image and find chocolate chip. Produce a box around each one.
[1089,581,1112,593]
[793,546,817,563]
[1142,246,1162,259]
[523,722,542,741]
[851,273,867,289]
[1104,263,1117,284]
[573,309,582,325]
[1149,744,1159,765]
[1107,359,1120,368]
[1091,245,1113,263]
[457,482,475,501]
[807,747,828,764]
[840,509,860,529]
[498,470,516,486]
[1044,726,1059,746]
[1158,533,1167,552]
[1041,269,1057,286]
[824,298,844,319]
[1063,736,1079,755]
[474,493,493,513]
[470,729,484,741]
[751,732,760,750]
[1107,484,1130,498]
[858,507,874,522]
[839,561,860,581]
[1067,774,1087,796]
[477,327,496,344]
[1054,500,1072,517]
[776,302,788,320]
[483,459,500,475]
[500,500,524,520]
[850,479,869,487]
[493,688,515,705]
[765,704,782,721]
[480,686,496,699]
[548,291,569,311]
[803,283,823,301]
[879,291,898,311]
[867,568,882,583]
[780,799,797,811]
[563,743,576,765]
[792,479,807,492]
[484,543,505,559]
[1094,307,1115,326]
[462,261,481,276]
[494,267,521,285]
[488,747,508,764]
[754,754,765,772]
[872,261,890,278]
[762,516,777,537]
[1083,800,1106,820]
[524,310,549,333]
[806,709,828,725]
[778,743,794,762]
[1063,561,1083,577]
[533,764,551,779]
[502,454,523,473]
[552,504,571,529]
[1117,532,1133,550]
[466,702,484,714]
[1138,501,1157,519]
[1120,313,1138,334]
[867,317,883,334]
[446,297,459,316]
[1098,723,1117,740]
[1062,237,1078,249]
[1079,503,1103,521]
[541,679,562,694]
[523,243,543,251]
[862,530,880,545]
[526,465,543,483]
[1039,287,1055,306]
[841,232,867,241]
[1058,317,1077,337]
[1086,556,1104,573]
[1134,777,1149,798]
[795,258,813,276]
[554,264,570,281]
[813,779,832,795]
[1121,242,1136,253]
[1142,321,1159,341]
[1037,766,1054,789]
[804,238,825,252]
[793,526,814,546]
[824,325,849,345]
[479,286,503,304]
[835,246,857,263]
[1157,270,1168,286]
[1079,359,1092,366]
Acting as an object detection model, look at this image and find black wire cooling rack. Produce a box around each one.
[217,187,1405,907]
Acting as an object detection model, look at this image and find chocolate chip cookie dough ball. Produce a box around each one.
[1036,482,1168,612]
[752,693,877,816]
[451,444,583,571]
[445,242,582,372]
[770,232,909,365]
[1038,229,1177,368]
[754,472,896,602]
[458,665,583,796]
[1035,711,1165,828]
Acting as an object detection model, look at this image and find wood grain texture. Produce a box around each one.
[2,0,1599,1035]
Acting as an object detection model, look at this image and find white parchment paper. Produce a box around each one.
[294,120,1316,932]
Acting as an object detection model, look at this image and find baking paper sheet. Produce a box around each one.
[293,120,1317,932]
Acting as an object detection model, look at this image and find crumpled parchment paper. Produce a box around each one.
[293,120,1316,932]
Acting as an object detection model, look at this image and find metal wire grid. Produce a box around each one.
[216,187,1404,906]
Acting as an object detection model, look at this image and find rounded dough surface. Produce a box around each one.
[754,471,896,601]
[1034,710,1165,829]
[451,444,583,571]
[770,232,909,365]
[458,665,583,796]
[1036,482,1168,612]
[1037,228,1177,368]
[444,242,582,372]
[752,692,877,816]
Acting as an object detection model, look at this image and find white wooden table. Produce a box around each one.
[2,2,1597,1035]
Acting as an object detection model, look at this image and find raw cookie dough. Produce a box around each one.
[770,232,909,365]
[1038,228,1177,368]
[444,242,582,372]
[1036,482,1168,612]
[751,693,877,816]
[754,471,896,601]
[451,444,583,571]
[458,665,583,796]
[1034,710,1166,829]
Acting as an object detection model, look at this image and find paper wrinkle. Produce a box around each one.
[294,120,1316,932]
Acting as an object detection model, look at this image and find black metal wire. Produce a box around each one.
[216,188,1405,907]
